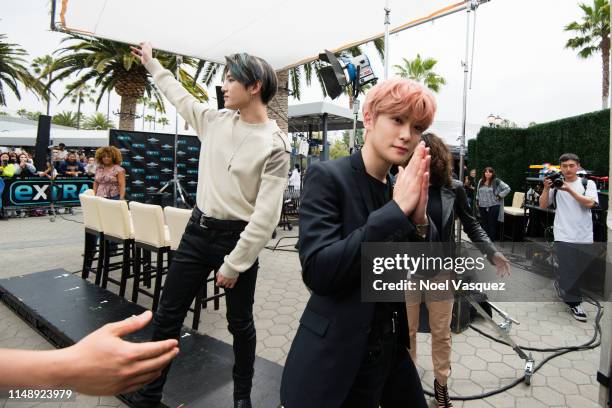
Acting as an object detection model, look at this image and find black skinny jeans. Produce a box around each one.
[134,209,258,404]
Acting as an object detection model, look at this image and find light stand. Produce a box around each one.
[349,66,361,154]
[158,55,190,208]
[456,0,484,246]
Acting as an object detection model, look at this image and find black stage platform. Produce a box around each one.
[0,270,283,407]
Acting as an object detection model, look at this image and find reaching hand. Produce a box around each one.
[61,311,179,395]
[491,251,511,277]
[130,42,153,65]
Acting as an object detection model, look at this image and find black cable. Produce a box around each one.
[422,297,603,401]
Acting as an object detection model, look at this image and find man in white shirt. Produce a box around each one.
[288,164,301,192]
[539,153,598,321]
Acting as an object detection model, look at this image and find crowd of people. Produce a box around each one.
[0,144,99,179]
[0,144,126,219]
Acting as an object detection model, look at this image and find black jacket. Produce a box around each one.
[440,179,497,258]
[280,152,437,408]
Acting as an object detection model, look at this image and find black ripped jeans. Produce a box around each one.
[132,208,258,405]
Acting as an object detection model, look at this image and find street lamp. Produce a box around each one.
[487,113,496,127]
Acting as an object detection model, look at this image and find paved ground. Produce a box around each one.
[0,210,606,407]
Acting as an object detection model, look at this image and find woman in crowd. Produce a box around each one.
[463,169,477,211]
[14,152,37,178]
[405,134,510,408]
[93,146,125,200]
[0,152,16,177]
[37,161,58,179]
[476,166,511,240]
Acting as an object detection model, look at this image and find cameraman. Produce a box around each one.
[539,153,598,321]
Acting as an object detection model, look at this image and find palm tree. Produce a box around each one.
[0,34,44,106]
[52,111,79,127]
[148,99,164,130]
[67,82,95,129]
[31,55,55,115]
[157,116,169,130]
[393,54,447,93]
[48,35,208,131]
[137,96,151,130]
[144,114,155,130]
[565,0,610,108]
[83,112,115,130]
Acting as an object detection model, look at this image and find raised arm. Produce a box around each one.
[131,42,214,139]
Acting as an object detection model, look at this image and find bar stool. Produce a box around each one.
[164,206,224,330]
[129,201,172,311]
[79,193,104,285]
[96,198,135,297]
[503,192,527,252]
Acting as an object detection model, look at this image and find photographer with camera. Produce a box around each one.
[539,153,598,321]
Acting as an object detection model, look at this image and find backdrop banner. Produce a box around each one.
[109,129,200,204]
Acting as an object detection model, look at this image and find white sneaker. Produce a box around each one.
[569,305,587,322]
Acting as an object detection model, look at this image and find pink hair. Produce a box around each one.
[363,78,437,129]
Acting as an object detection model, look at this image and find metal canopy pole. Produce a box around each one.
[384,0,391,80]
[456,0,485,245]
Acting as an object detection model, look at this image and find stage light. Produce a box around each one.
[317,50,377,100]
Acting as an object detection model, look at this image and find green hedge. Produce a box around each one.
[468,109,610,204]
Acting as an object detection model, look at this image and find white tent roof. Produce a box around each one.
[0,128,109,147]
[53,0,468,70]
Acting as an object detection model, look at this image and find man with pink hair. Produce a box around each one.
[280,79,436,407]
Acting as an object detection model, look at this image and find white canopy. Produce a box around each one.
[53,0,468,70]
[0,128,109,147]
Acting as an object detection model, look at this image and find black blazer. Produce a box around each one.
[280,152,436,408]
[439,179,497,258]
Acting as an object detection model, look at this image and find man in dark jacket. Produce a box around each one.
[281,79,438,408]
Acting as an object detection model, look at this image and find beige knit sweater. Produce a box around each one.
[144,58,290,278]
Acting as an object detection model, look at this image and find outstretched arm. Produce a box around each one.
[131,42,214,140]
[0,311,179,396]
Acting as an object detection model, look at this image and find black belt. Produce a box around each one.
[192,207,248,231]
